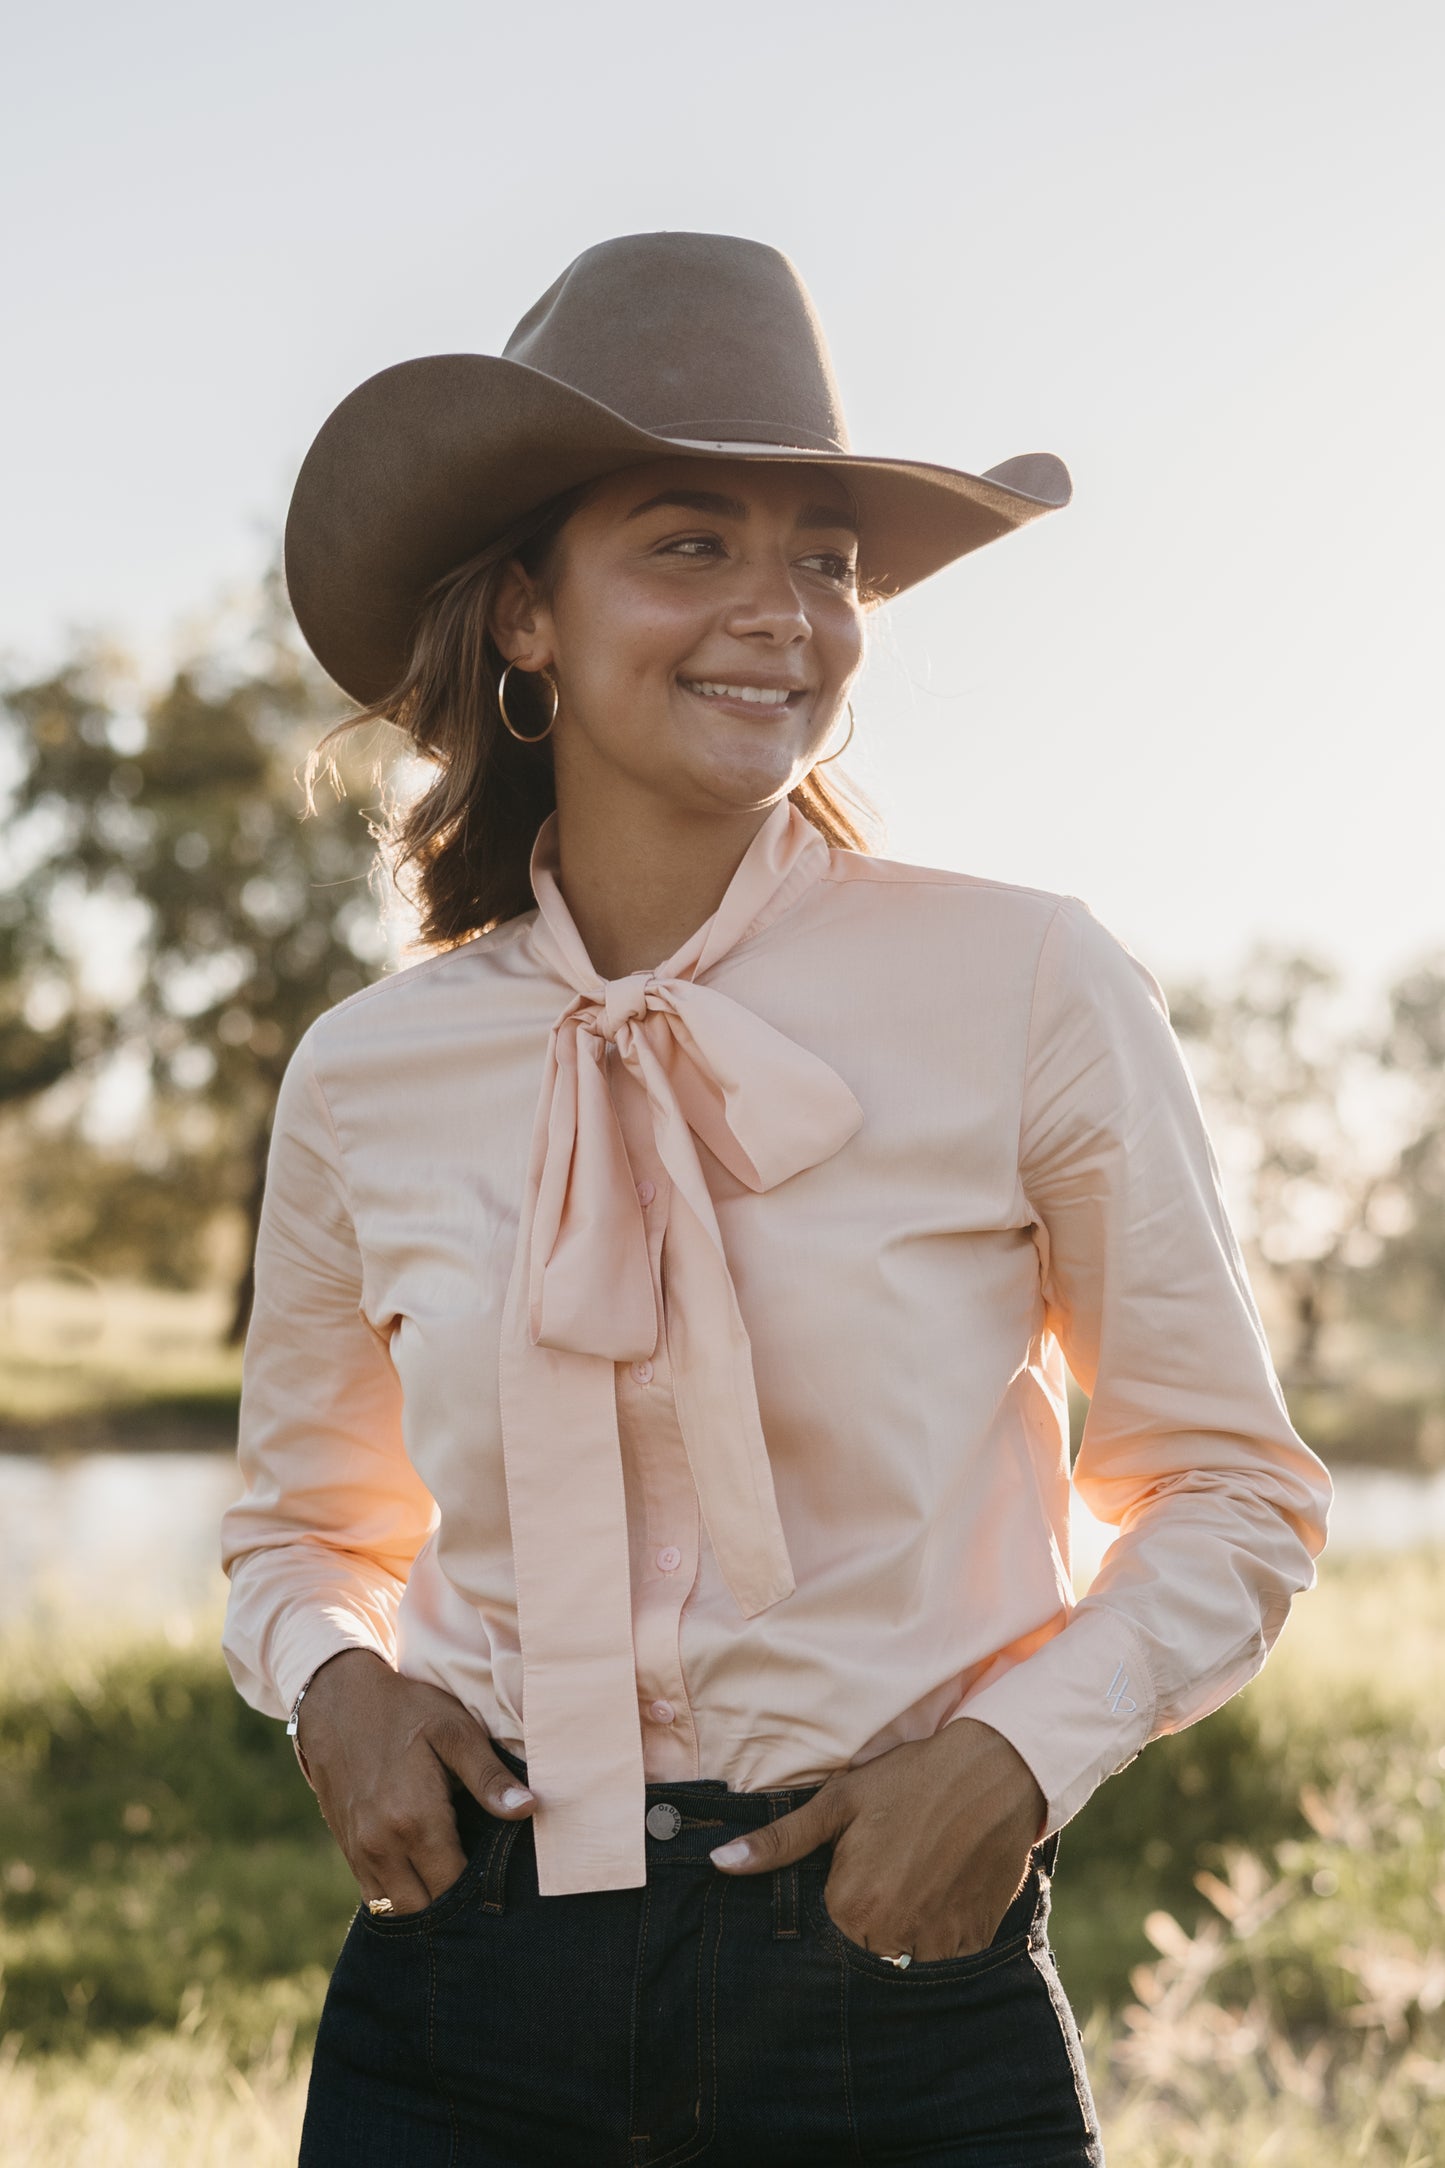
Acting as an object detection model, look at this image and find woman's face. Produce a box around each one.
[493,456,867,817]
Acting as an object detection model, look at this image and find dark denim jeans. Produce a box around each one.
[300,1740,1104,2166]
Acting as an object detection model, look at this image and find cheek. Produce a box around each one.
[556,576,705,696]
[816,603,867,688]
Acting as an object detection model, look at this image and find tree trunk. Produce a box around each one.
[225,1125,270,1347]
[1291,1271,1324,1381]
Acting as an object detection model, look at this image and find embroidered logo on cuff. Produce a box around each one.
[1105,1660,1139,1718]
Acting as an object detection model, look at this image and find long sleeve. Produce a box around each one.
[220,1028,439,1721]
[955,896,1332,1834]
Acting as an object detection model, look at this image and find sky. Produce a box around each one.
[3,0,1442,989]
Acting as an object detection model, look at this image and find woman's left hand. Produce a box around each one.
[709,1719,1046,1962]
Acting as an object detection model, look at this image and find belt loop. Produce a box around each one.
[766,1794,800,1940]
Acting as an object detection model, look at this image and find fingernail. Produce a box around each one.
[709,1839,750,1868]
[500,1786,534,1809]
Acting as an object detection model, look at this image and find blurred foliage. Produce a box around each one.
[0,2020,313,2167]
[1090,1740,1445,2162]
[1171,946,1445,1442]
[0,1280,242,1453]
[0,577,404,1340]
[1376,957,1445,1324]
[0,1638,353,2056]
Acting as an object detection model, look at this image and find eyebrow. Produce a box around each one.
[624,488,860,537]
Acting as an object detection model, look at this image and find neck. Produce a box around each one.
[550,778,779,980]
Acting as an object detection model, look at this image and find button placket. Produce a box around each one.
[607,1065,698,1777]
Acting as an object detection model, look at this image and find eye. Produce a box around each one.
[800,550,859,586]
[657,532,726,559]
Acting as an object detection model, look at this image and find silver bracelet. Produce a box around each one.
[286,1651,380,1781]
[286,1672,319,1783]
[285,1673,315,1738]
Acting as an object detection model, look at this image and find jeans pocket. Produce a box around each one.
[804,1874,1037,1984]
[355,1810,510,1938]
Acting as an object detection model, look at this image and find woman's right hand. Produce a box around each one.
[294,1648,537,1915]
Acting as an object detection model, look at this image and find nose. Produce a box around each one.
[723,550,812,645]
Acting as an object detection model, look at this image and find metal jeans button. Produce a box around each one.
[645,1802,682,1840]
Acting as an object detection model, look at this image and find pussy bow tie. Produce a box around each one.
[498,800,863,1895]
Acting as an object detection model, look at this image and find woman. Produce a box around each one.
[222,231,1331,2165]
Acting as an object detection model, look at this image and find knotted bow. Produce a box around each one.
[498,801,863,1894]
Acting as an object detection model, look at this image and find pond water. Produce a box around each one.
[1,1451,1441,1633]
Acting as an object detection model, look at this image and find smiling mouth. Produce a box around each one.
[679,679,805,710]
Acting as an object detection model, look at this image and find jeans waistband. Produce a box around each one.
[482,1738,1061,1886]
[485,1737,837,1868]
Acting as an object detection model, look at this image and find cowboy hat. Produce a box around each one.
[284,231,1071,705]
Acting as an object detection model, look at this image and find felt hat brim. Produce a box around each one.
[284,351,1071,707]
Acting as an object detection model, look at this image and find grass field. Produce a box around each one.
[1,1554,1441,2164]
[0,1279,242,1446]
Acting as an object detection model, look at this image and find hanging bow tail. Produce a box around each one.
[527,1009,659,1360]
[627,979,864,1617]
[498,977,862,1897]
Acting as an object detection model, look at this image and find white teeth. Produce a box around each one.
[685,681,794,707]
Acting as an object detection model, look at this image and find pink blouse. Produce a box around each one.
[221,797,1331,1896]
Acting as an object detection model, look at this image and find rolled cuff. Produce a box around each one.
[947,1605,1157,1837]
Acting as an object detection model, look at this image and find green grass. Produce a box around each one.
[0,1554,1441,2161]
[0,1624,352,2058]
[0,1279,241,1442]
[1053,1547,1445,2017]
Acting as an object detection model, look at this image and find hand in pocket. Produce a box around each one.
[295,1650,537,1917]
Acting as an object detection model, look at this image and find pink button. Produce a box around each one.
[636,1179,656,1207]
[631,1359,653,1386]
[649,1699,676,1725]
[656,1545,682,1573]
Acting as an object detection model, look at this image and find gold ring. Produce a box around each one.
[366,1896,395,1916]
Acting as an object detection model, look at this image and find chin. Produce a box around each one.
[681,739,809,807]
[689,763,800,813]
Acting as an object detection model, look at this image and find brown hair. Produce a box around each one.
[305,484,879,953]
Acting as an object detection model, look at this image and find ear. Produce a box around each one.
[489,557,554,671]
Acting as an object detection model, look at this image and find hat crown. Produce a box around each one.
[502,231,851,455]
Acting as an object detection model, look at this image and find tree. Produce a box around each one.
[1370,958,1445,1325]
[1168,949,1410,1383]
[0,570,402,1341]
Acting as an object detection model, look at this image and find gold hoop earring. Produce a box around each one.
[497,663,559,744]
[815,701,855,764]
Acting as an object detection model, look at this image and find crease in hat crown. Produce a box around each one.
[283,227,1072,706]
[500,232,850,454]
